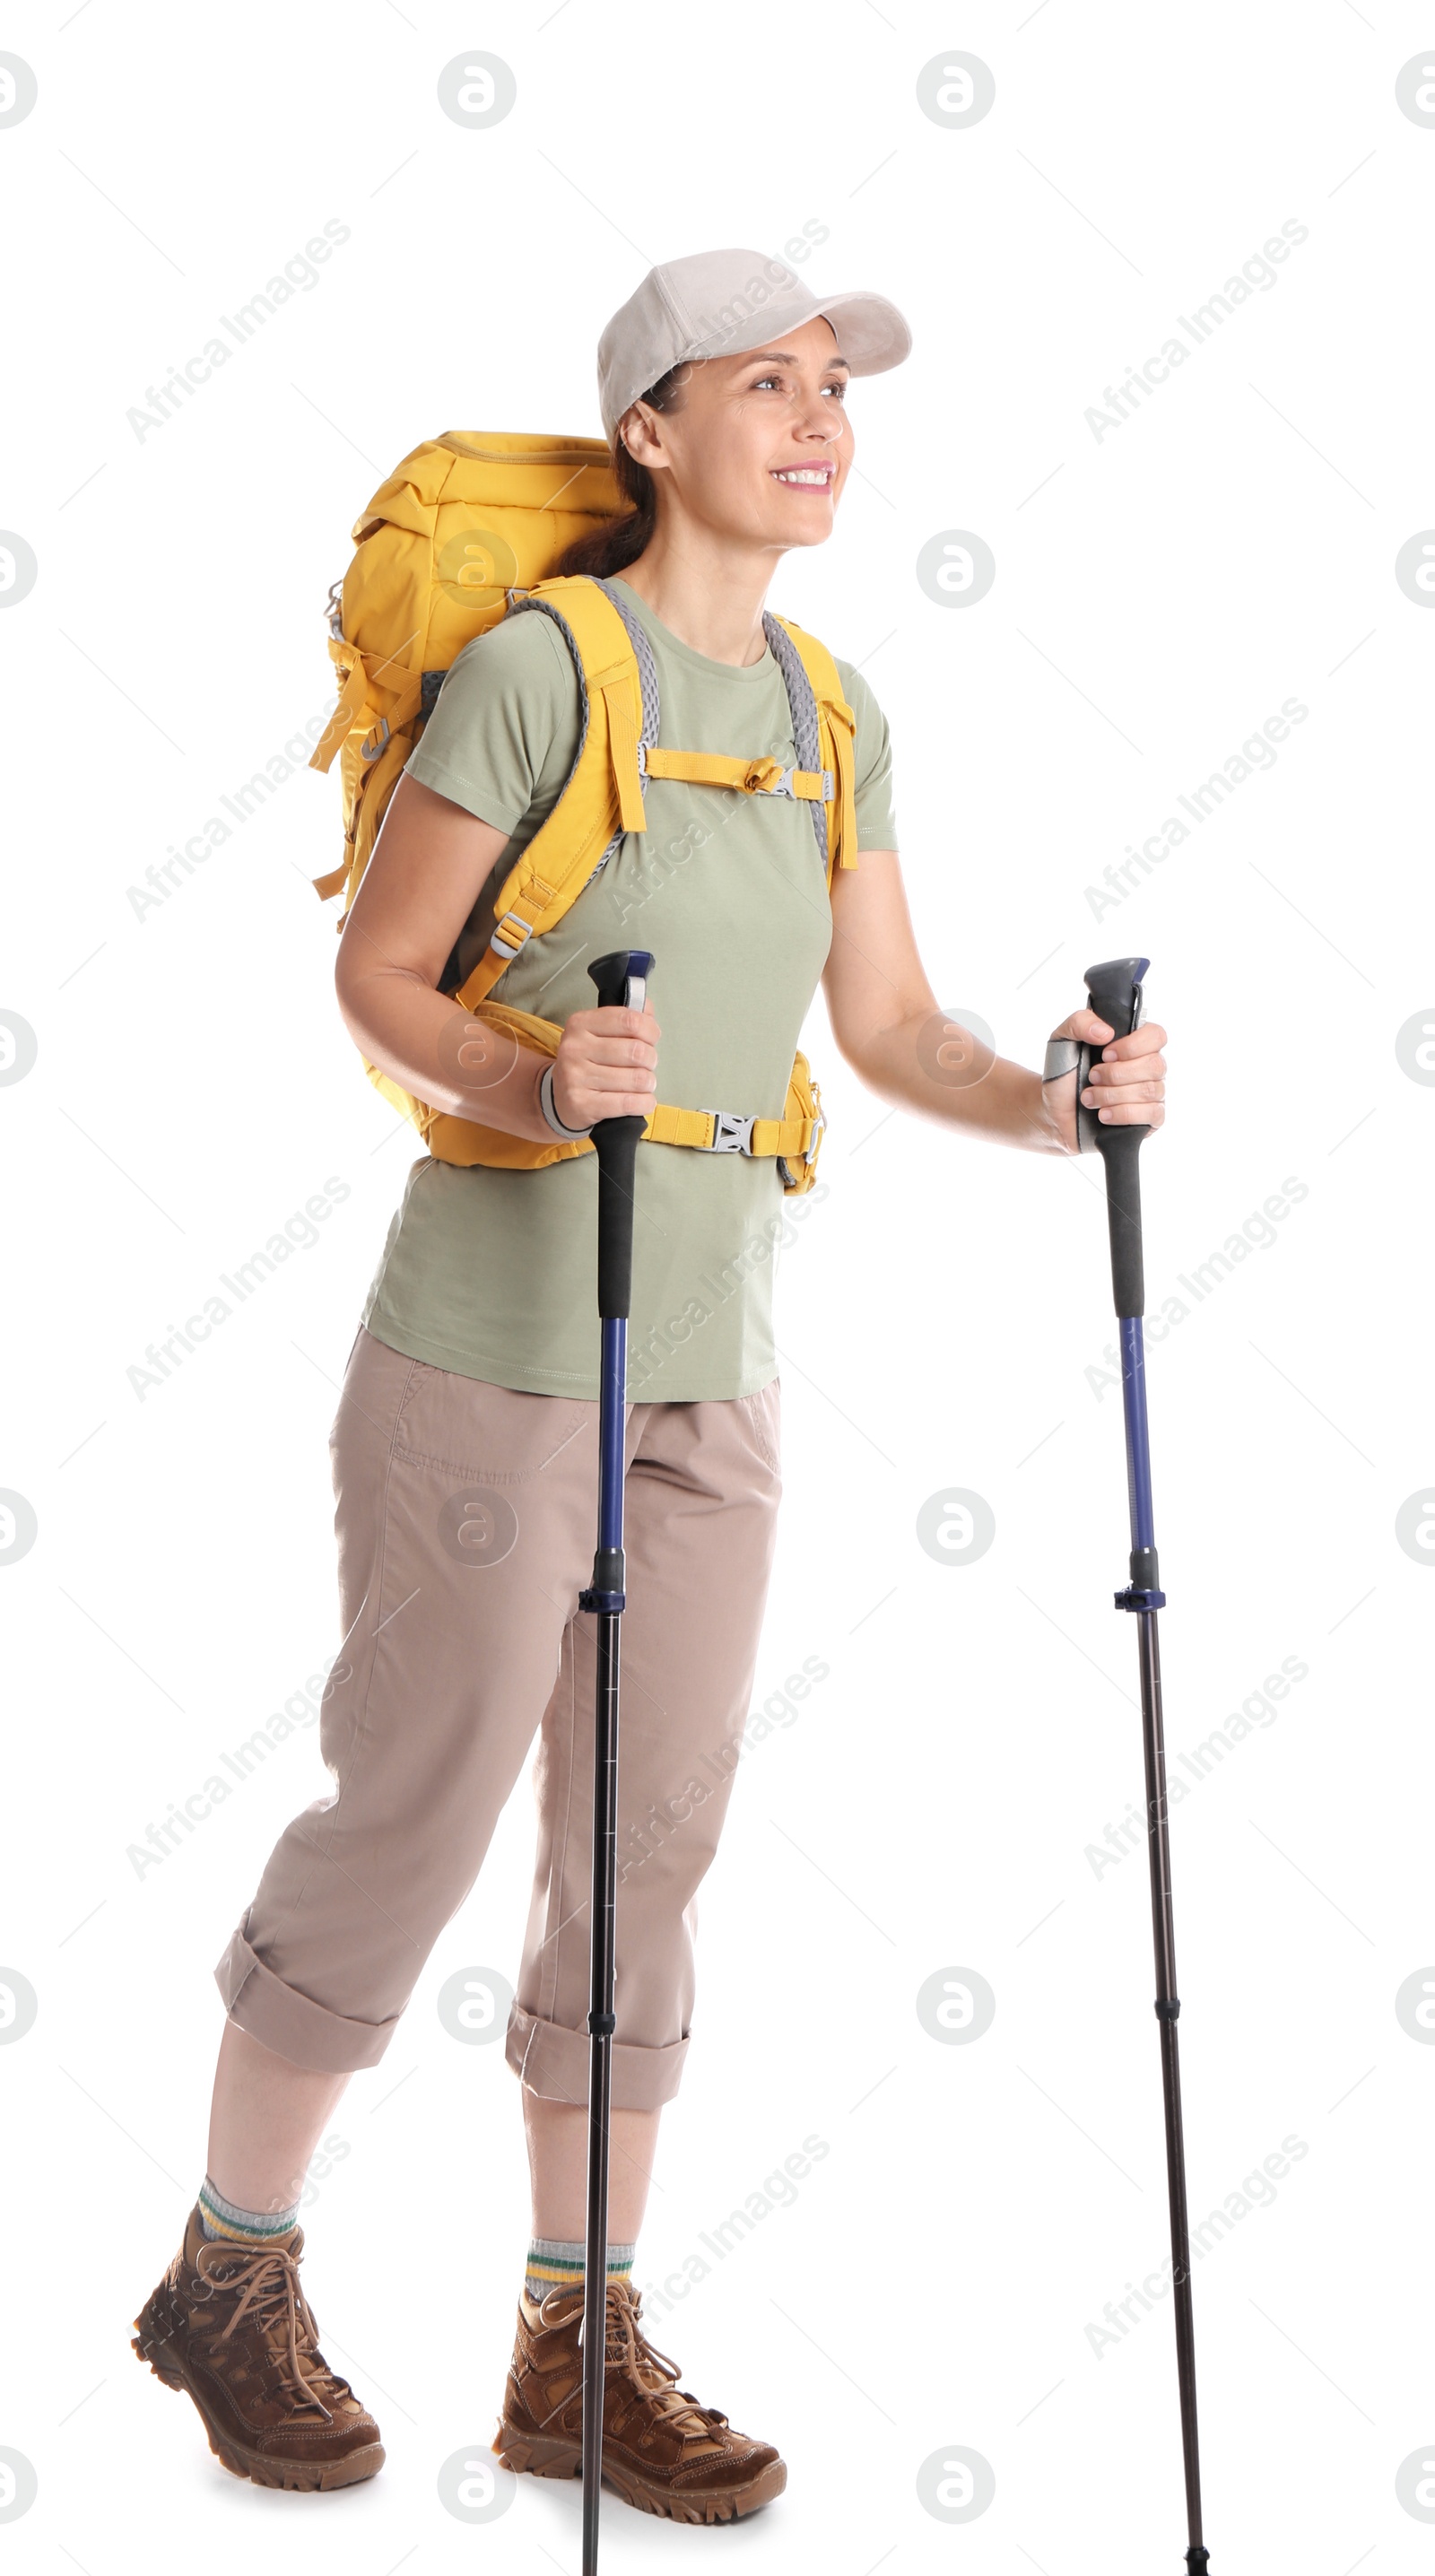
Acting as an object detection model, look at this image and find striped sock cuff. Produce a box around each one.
[198,2176,301,2244]
[525,2237,635,2301]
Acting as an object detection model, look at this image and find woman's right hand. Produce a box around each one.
[551,996,662,1129]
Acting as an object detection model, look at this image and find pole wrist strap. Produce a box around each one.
[539,1060,592,1141]
[1042,1036,1083,1081]
[1043,1034,1100,1153]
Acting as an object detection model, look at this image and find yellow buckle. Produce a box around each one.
[743,758,790,796]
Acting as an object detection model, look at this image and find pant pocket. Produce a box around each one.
[394,1362,592,1484]
[737,1378,782,1478]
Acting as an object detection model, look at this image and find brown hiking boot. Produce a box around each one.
[494,2276,786,2523]
[132,2206,384,2490]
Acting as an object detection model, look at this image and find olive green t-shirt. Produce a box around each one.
[361,576,897,1400]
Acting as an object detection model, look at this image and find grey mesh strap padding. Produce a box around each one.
[503,590,593,772]
[762,613,830,868]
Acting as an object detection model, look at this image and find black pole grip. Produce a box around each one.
[1083,957,1152,1320]
[591,1122,641,1319]
[1099,1127,1145,1318]
[586,950,655,1322]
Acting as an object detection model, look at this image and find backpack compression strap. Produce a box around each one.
[310,632,428,779]
[308,633,431,902]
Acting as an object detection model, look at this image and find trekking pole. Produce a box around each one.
[1077,956,1210,2576]
[577,946,654,2576]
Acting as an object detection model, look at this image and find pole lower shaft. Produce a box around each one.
[1135,1602,1204,2554]
[581,1604,620,2576]
[580,1310,628,2576]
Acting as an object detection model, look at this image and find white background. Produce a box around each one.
[2,4,1432,2570]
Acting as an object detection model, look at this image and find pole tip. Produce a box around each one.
[1186,2548,1211,2575]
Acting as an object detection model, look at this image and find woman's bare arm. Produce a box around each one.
[822,849,1165,1153]
[335,775,659,1136]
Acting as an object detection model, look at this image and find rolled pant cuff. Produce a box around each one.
[214,1922,401,2074]
[506,2001,689,2110]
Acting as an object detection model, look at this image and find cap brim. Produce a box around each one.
[688,282,911,380]
[807,290,912,377]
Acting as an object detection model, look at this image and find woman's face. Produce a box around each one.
[624,315,854,555]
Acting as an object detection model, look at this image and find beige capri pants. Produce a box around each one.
[213,1327,782,2110]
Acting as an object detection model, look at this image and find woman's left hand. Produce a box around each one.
[1045,1006,1168,1155]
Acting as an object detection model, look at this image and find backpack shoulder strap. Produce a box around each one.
[452,574,648,1011]
[766,615,859,884]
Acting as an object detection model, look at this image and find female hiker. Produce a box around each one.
[133,246,1167,2519]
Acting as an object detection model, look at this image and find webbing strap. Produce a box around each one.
[309,656,370,776]
[485,888,551,962]
[826,693,858,875]
[309,638,424,780]
[640,747,831,801]
[590,578,661,753]
[600,675,648,832]
[643,1101,819,1156]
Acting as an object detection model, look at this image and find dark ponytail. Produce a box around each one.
[552,364,690,579]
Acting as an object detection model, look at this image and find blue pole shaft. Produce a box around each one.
[597,1318,627,1554]
[1119,1313,1156,1556]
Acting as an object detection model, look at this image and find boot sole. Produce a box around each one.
[132,2321,385,2492]
[493,2420,786,2523]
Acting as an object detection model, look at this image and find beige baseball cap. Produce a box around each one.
[596,246,912,444]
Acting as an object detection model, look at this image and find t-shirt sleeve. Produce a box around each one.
[405,608,580,838]
[835,658,898,853]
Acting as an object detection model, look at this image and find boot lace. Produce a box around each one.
[553,2280,721,2439]
[605,2297,716,2432]
[194,2240,345,2422]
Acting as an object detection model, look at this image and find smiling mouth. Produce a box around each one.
[770,465,835,488]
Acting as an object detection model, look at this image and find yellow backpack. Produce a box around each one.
[309,431,860,1193]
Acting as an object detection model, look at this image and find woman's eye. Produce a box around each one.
[748,372,848,398]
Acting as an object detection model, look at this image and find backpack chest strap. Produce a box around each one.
[639,746,833,803]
